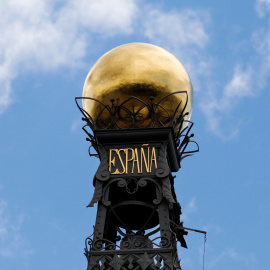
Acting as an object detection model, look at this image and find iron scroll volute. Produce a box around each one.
[94,144,110,182]
[155,142,170,179]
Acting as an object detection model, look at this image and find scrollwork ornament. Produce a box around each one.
[87,180,103,207]
[102,178,126,206]
[138,177,162,205]
[95,144,110,182]
[159,236,170,248]
[117,179,127,188]
[93,239,103,251]
[76,91,191,132]
[138,178,147,187]
[120,235,153,250]
[87,142,110,207]
[161,176,176,204]
[155,143,170,179]
[154,143,175,204]
[85,235,93,253]
[123,240,131,249]
[134,238,141,248]
[76,93,199,169]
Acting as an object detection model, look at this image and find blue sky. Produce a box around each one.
[0,0,270,269]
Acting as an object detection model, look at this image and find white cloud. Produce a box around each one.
[143,7,211,88]
[141,6,250,140]
[144,8,209,49]
[202,224,222,235]
[224,65,254,98]
[0,199,32,258]
[1,0,266,140]
[181,197,197,221]
[70,118,82,132]
[199,5,270,139]
[199,64,254,139]
[0,0,138,113]
[58,0,137,36]
[142,4,270,139]
[141,4,270,139]
[255,0,270,17]
[254,2,270,87]
[252,25,270,89]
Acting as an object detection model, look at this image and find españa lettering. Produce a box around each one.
[109,144,157,175]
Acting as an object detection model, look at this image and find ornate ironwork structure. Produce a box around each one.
[76,92,199,270]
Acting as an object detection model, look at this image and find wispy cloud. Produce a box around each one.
[140,6,242,140]
[0,200,8,239]
[181,197,197,222]
[143,7,211,88]
[252,21,270,86]
[58,0,138,36]
[142,3,270,139]
[49,220,65,233]
[199,64,254,139]
[70,118,82,132]
[255,0,270,17]
[0,0,138,113]
[207,248,256,269]
[198,3,270,139]
[202,224,223,235]
[144,8,209,49]
[1,0,269,140]
[0,199,33,258]
[224,65,254,99]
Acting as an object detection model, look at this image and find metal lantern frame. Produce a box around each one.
[76,92,199,270]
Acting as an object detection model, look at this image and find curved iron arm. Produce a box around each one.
[75,92,199,165]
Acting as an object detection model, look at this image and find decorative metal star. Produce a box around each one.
[108,254,125,270]
[136,252,154,270]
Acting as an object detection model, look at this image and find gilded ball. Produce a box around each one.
[82,42,193,128]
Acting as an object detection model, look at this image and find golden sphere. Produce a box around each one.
[82,42,193,129]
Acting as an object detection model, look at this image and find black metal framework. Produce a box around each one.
[75,92,199,165]
[76,92,199,270]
